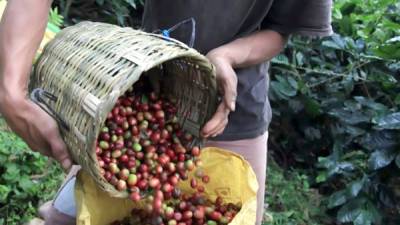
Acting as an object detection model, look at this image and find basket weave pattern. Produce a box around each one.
[30,21,217,197]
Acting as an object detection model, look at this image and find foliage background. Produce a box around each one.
[0,119,64,224]
[1,0,399,224]
[268,0,400,224]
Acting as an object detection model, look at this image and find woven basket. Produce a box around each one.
[29,21,218,198]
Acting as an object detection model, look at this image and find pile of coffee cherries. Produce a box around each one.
[110,193,241,225]
[96,81,241,225]
[96,82,202,205]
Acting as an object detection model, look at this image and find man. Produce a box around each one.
[0,0,332,224]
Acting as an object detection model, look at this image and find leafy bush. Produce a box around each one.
[0,119,64,224]
[52,0,144,27]
[269,0,400,224]
[264,159,331,225]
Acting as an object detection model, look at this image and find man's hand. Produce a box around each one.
[0,1,72,170]
[201,50,238,138]
[0,93,72,171]
[200,30,288,138]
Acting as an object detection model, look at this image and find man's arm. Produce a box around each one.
[202,30,288,137]
[208,30,288,69]
[0,0,50,99]
[0,0,71,170]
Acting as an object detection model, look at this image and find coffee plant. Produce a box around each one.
[0,122,64,224]
[268,0,400,224]
[52,0,144,27]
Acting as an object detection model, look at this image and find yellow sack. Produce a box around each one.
[75,147,258,225]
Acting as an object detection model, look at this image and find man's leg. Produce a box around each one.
[205,132,268,225]
[39,165,80,225]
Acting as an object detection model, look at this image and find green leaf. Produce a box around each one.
[359,131,397,151]
[0,184,11,203]
[287,76,298,90]
[368,149,397,170]
[327,162,355,177]
[338,16,353,35]
[333,7,343,20]
[353,212,373,225]
[303,97,321,117]
[271,76,297,98]
[382,19,400,30]
[125,0,137,8]
[19,176,35,193]
[48,7,64,28]
[316,171,327,183]
[354,96,388,112]
[317,156,334,169]
[304,127,321,140]
[338,162,355,172]
[322,40,343,50]
[3,163,20,182]
[395,154,400,169]
[328,108,370,125]
[395,94,400,105]
[0,154,7,164]
[96,0,105,5]
[340,2,356,15]
[295,52,304,66]
[337,198,380,224]
[271,54,289,65]
[47,23,61,33]
[328,189,348,208]
[332,35,346,49]
[344,125,365,137]
[372,112,400,129]
[347,178,364,198]
[373,40,400,60]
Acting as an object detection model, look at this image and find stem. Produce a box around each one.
[303,61,373,89]
[63,0,73,18]
[361,82,371,99]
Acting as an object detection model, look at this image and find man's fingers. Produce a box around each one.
[206,106,229,137]
[24,129,53,157]
[49,136,72,171]
[202,54,237,137]
[219,68,237,112]
[223,87,237,112]
[201,116,221,138]
[205,117,226,138]
[210,119,228,137]
[201,103,229,137]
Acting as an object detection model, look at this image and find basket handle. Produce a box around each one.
[157,18,196,48]
[30,88,70,131]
